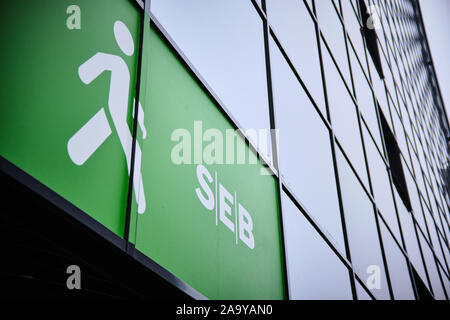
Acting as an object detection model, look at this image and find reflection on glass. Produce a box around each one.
[323,50,368,187]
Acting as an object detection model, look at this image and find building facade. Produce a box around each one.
[1,0,449,300]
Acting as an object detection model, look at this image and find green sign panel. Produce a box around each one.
[0,0,286,299]
[130,26,286,299]
[0,0,141,237]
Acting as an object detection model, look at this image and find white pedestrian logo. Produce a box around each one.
[67,21,147,214]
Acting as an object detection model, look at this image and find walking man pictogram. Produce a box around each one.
[68,21,147,214]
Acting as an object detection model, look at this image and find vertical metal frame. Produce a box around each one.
[259,0,291,300]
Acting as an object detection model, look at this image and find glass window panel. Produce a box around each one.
[419,139,429,173]
[419,232,447,300]
[400,100,413,152]
[404,157,427,233]
[323,51,368,187]
[381,50,395,101]
[433,193,448,239]
[151,0,271,157]
[281,192,353,300]
[350,50,383,150]
[441,233,450,273]
[429,191,444,236]
[270,36,345,250]
[438,263,450,299]
[424,161,433,190]
[374,2,388,53]
[356,281,373,300]
[441,204,450,232]
[391,103,408,160]
[423,204,446,269]
[342,0,366,67]
[337,149,390,299]
[395,187,428,288]
[431,168,441,207]
[411,152,426,206]
[380,221,415,300]
[316,0,351,85]
[267,0,325,115]
[396,59,408,91]
[364,127,401,241]
[392,59,403,96]
[368,57,389,119]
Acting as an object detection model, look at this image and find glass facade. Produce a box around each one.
[1,0,449,300]
[148,0,450,299]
